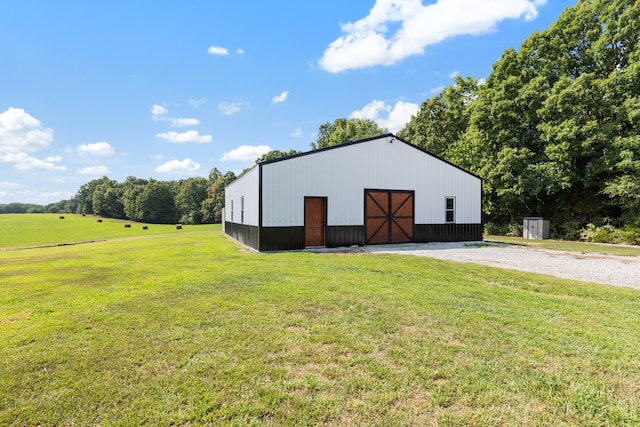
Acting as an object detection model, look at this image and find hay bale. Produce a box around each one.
[176,224,182,230]
[124,223,131,228]
[142,225,148,230]
[97,219,102,223]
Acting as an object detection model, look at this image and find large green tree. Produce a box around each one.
[73,176,113,215]
[175,177,208,224]
[121,177,149,221]
[311,118,387,150]
[203,171,236,224]
[92,179,124,219]
[400,0,640,232]
[484,0,640,227]
[135,180,178,224]
[256,149,301,163]
[399,76,479,159]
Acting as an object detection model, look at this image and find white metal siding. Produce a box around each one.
[224,166,259,226]
[261,136,481,227]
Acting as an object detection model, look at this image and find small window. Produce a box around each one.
[230,200,234,222]
[240,196,244,223]
[445,197,455,223]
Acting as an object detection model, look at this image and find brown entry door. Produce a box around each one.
[305,197,326,247]
[365,190,414,244]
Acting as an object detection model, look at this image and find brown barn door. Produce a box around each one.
[305,197,326,247]
[365,190,414,244]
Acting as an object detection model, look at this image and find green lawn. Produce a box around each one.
[1,218,639,425]
[485,234,640,257]
[0,213,213,249]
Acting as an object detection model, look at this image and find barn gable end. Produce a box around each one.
[224,134,482,251]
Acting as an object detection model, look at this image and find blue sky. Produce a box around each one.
[1,0,577,204]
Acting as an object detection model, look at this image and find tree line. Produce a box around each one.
[0,201,73,214]
[62,169,236,224]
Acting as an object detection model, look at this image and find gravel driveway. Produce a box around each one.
[363,242,640,290]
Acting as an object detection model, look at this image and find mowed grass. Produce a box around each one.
[485,235,640,257]
[1,224,640,425]
[0,214,213,249]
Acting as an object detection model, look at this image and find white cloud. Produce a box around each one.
[272,91,289,104]
[169,118,200,127]
[150,154,164,160]
[221,145,272,162]
[151,104,199,127]
[151,104,168,117]
[291,128,303,137]
[237,48,245,55]
[350,99,419,133]
[0,107,54,154]
[219,102,243,115]
[0,181,25,189]
[0,152,67,171]
[76,141,115,156]
[319,0,546,73]
[155,130,212,144]
[155,158,201,174]
[208,45,229,55]
[449,70,461,79]
[430,85,445,94]
[189,98,207,108]
[478,77,487,85]
[77,165,110,175]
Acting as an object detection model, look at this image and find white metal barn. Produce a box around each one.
[224,134,482,252]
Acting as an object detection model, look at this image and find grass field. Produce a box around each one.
[0,213,213,249]
[1,215,639,425]
[485,235,640,257]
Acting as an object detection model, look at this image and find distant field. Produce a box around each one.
[0,213,216,249]
[1,219,639,425]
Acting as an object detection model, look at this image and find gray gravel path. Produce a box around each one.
[363,242,640,289]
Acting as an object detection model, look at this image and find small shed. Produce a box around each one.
[523,217,550,240]
[224,134,483,251]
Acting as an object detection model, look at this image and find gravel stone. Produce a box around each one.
[363,242,640,290]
